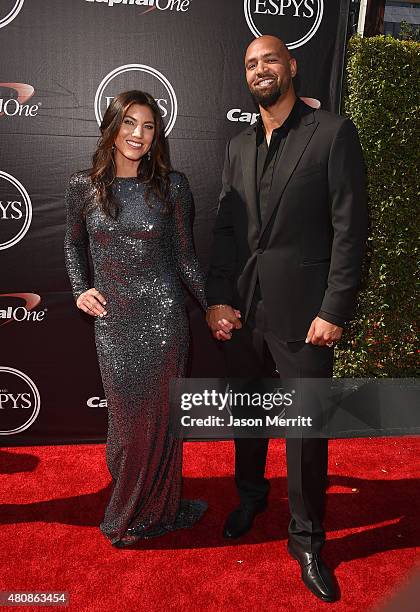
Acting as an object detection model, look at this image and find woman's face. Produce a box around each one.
[113,103,156,164]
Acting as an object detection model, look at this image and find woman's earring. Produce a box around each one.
[147,151,151,161]
[112,144,116,151]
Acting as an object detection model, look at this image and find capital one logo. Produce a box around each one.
[0,0,25,29]
[0,172,32,250]
[0,83,39,118]
[85,0,191,10]
[94,64,178,136]
[227,97,320,125]
[87,396,107,408]
[0,367,41,435]
[244,0,324,49]
[0,293,46,327]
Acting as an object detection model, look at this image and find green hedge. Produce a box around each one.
[334,35,419,377]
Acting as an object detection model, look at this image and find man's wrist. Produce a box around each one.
[207,304,231,311]
[317,310,346,328]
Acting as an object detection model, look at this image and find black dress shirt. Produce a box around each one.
[251,101,299,305]
[255,100,299,224]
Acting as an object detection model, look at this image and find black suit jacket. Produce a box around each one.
[206,100,368,341]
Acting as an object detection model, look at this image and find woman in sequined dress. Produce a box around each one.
[64,91,208,547]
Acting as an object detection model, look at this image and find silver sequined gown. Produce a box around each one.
[64,170,206,544]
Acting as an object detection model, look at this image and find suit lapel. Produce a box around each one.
[240,129,260,249]
[259,108,319,242]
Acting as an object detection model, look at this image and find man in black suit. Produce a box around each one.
[205,35,368,602]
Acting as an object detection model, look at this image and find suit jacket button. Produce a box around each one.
[256,248,264,255]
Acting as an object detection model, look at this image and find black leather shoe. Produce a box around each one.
[223,502,267,539]
[287,540,339,603]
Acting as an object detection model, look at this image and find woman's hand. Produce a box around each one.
[76,288,107,317]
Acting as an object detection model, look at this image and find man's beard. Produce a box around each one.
[250,80,284,109]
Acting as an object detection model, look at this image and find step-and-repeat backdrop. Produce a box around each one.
[1,0,350,445]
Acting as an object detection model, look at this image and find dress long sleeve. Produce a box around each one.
[205,140,238,307]
[171,174,207,310]
[63,172,91,301]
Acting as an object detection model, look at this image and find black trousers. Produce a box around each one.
[223,296,333,553]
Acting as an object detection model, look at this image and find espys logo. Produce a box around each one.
[0,172,32,250]
[0,0,24,29]
[244,0,324,49]
[0,83,39,118]
[94,64,177,136]
[0,367,41,435]
[0,293,46,327]
[85,0,191,11]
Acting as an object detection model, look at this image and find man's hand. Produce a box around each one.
[206,305,242,341]
[305,316,343,347]
[76,288,107,317]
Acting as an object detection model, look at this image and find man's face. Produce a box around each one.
[245,37,296,108]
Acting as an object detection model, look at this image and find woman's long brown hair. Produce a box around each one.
[87,90,172,218]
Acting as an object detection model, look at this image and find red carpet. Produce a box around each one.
[1,438,419,611]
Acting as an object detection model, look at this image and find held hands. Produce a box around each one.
[206,308,342,346]
[76,288,107,317]
[206,305,242,341]
[305,316,343,346]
